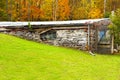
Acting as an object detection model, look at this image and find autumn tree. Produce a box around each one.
[29,0,43,21]
[69,0,90,20]
[0,0,8,21]
[88,0,104,19]
[1,0,120,21]
[57,0,70,20]
[105,0,120,18]
[109,9,120,45]
[7,0,43,21]
[88,8,103,19]
[41,0,53,21]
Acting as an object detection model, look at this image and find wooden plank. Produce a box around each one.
[0,28,10,32]
[52,26,88,30]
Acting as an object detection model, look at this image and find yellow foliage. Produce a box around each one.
[88,8,103,19]
[40,0,53,21]
[73,7,88,19]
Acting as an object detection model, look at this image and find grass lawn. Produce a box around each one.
[0,33,120,80]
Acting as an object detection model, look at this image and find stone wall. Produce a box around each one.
[1,28,97,51]
[54,29,88,50]
[3,30,41,42]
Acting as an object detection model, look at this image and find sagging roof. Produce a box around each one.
[0,18,110,28]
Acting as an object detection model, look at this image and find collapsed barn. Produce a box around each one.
[0,18,111,53]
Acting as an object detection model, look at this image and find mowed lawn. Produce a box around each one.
[0,33,120,80]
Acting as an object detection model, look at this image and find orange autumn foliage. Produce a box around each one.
[4,0,120,21]
[7,0,43,21]
[57,0,70,20]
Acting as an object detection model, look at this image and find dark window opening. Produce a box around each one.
[40,31,56,41]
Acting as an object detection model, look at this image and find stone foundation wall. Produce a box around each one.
[3,30,41,42]
[54,30,88,50]
[1,28,97,51]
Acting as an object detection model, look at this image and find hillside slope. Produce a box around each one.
[0,33,120,80]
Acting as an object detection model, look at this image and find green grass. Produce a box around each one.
[0,33,120,80]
